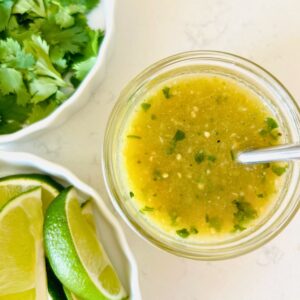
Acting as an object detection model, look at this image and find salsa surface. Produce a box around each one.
[122,75,287,239]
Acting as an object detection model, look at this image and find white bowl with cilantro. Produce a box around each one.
[0,0,115,143]
[0,149,141,299]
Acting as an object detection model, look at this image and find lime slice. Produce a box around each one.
[0,174,63,212]
[81,199,97,231]
[44,187,127,300]
[0,188,47,299]
[46,260,67,300]
[63,287,81,300]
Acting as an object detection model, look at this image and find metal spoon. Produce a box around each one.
[237,144,300,164]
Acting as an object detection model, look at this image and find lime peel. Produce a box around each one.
[44,187,127,300]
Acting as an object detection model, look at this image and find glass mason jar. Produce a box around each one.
[103,51,300,260]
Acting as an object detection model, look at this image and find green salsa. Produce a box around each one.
[122,75,287,239]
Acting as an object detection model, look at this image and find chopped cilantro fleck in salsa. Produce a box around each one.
[176,228,190,238]
[141,103,151,111]
[162,86,171,99]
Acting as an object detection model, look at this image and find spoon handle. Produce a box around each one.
[237,144,300,164]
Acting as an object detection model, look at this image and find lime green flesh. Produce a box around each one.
[44,188,127,300]
[81,200,97,231]
[0,174,62,212]
[0,188,47,299]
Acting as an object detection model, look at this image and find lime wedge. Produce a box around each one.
[44,187,127,300]
[0,188,47,299]
[0,174,62,212]
[63,287,81,300]
[46,260,67,300]
[81,199,97,231]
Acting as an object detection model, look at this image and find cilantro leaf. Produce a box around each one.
[83,29,103,58]
[141,102,151,112]
[56,0,99,12]
[195,151,205,164]
[0,67,23,95]
[0,94,30,133]
[207,155,216,162]
[50,46,68,71]
[167,129,186,154]
[271,164,288,176]
[23,35,66,87]
[40,18,89,55]
[0,0,14,31]
[29,77,58,103]
[266,117,278,131]
[0,38,35,69]
[55,6,75,29]
[140,206,155,213]
[205,214,221,231]
[13,0,46,17]
[73,56,96,80]
[176,228,190,238]
[27,101,58,124]
[233,198,257,228]
[162,86,171,99]
[173,130,185,142]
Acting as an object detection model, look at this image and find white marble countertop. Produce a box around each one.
[8,0,300,299]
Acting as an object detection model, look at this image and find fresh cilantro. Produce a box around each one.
[73,56,97,81]
[176,228,190,238]
[55,6,75,29]
[162,86,171,99]
[190,226,199,234]
[257,193,264,198]
[259,129,268,137]
[153,169,162,181]
[127,135,141,139]
[141,102,151,112]
[266,117,278,130]
[205,214,221,231]
[233,224,246,232]
[259,117,281,140]
[207,155,216,162]
[0,94,30,133]
[271,165,288,176]
[23,35,67,87]
[0,38,35,69]
[0,67,23,95]
[0,0,14,31]
[141,206,155,213]
[233,198,257,227]
[29,77,59,104]
[40,19,90,55]
[0,0,103,134]
[167,130,186,154]
[57,0,99,12]
[173,130,185,141]
[27,101,58,124]
[13,0,46,17]
[129,191,134,198]
[194,151,205,164]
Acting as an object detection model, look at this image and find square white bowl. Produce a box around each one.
[0,150,141,299]
[0,0,115,144]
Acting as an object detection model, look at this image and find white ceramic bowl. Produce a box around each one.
[0,0,115,144]
[0,150,141,299]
